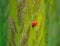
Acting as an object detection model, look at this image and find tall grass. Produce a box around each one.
[0,0,60,46]
[0,0,9,46]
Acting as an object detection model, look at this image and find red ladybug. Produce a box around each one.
[32,21,37,27]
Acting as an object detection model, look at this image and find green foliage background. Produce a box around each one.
[0,0,60,46]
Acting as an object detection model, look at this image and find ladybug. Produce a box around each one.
[32,21,37,27]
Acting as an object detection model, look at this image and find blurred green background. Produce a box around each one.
[0,0,60,46]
